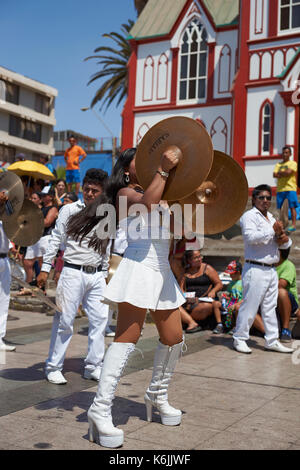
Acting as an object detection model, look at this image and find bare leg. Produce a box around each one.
[291,207,297,228]
[190,303,213,322]
[253,314,265,334]
[212,300,222,323]
[179,306,198,331]
[23,258,35,283]
[67,183,72,193]
[75,182,81,195]
[151,308,183,346]
[114,302,147,343]
[277,287,291,329]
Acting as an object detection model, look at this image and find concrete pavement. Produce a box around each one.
[1,307,300,450]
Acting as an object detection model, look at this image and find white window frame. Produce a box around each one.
[261,103,272,155]
[178,18,208,104]
[278,0,300,35]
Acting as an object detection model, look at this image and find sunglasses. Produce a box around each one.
[257,195,271,201]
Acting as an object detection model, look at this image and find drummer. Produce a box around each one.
[0,191,16,352]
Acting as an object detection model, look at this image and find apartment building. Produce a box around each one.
[0,65,58,164]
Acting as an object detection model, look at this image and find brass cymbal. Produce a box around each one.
[135,116,213,201]
[0,171,24,220]
[3,199,44,246]
[107,254,123,283]
[178,150,249,235]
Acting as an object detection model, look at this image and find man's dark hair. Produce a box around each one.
[279,247,290,260]
[82,168,108,188]
[252,184,272,199]
[68,134,76,140]
[282,146,292,154]
[65,191,78,202]
[40,155,48,162]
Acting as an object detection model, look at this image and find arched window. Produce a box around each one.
[218,44,231,93]
[157,53,168,100]
[210,117,228,153]
[136,123,150,145]
[179,18,208,101]
[259,100,274,155]
[142,56,154,102]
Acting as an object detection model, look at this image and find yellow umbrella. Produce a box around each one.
[7,160,55,181]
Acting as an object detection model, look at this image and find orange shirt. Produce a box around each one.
[64,145,86,170]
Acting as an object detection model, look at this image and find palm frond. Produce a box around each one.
[85,18,133,111]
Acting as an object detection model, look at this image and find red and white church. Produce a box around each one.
[121,0,300,189]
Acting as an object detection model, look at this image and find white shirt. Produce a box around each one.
[240,207,292,265]
[41,200,109,273]
[0,222,9,254]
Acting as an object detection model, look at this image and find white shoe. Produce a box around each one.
[233,339,252,354]
[264,340,294,353]
[84,367,102,381]
[46,370,67,384]
[0,342,16,352]
[105,326,115,337]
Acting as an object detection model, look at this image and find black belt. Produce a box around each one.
[245,259,276,268]
[0,253,7,258]
[64,261,102,274]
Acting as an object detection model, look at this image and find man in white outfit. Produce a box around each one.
[233,184,294,354]
[37,169,110,384]
[0,192,16,352]
[0,223,14,352]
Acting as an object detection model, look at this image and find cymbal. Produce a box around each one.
[107,254,123,283]
[135,117,213,201]
[3,199,44,246]
[178,150,249,235]
[0,171,24,220]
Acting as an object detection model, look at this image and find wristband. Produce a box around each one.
[156,170,169,178]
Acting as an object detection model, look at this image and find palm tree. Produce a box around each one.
[85,20,134,110]
[134,0,149,15]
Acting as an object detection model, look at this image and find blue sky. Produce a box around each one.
[0,0,137,140]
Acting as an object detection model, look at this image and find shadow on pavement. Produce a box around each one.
[0,357,85,382]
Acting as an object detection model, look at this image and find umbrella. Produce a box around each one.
[7,160,55,181]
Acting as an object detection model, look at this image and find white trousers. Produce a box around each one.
[45,267,109,373]
[233,264,279,347]
[0,258,11,343]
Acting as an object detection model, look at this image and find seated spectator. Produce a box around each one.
[217,260,265,336]
[214,260,243,334]
[276,247,299,341]
[180,250,223,331]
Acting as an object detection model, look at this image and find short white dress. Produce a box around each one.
[102,208,186,311]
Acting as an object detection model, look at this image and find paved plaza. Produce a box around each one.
[0,307,300,451]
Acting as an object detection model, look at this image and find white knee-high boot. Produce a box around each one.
[144,340,183,426]
[87,341,135,448]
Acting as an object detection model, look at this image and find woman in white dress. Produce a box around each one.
[67,147,186,448]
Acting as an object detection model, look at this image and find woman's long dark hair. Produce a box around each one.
[66,148,136,252]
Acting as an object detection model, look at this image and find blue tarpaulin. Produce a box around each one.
[52,152,113,182]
